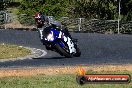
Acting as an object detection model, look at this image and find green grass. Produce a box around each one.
[0,44,31,59]
[0,71,132,88]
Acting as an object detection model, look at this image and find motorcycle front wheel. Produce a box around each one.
[55,43,72,58]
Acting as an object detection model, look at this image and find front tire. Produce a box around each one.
[55,44,72,58]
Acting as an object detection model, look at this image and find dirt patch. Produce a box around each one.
[88,64,132,72]
[0,66,78,77]
[0,64,132,77]
[4,21,36,30]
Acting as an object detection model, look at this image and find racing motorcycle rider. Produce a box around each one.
[35,12,76,50]
[35,12,47,42]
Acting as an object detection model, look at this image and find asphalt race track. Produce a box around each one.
[0,29,132,68]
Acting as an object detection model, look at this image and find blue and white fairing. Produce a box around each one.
[63,35,76,54]
[44,28,76,54]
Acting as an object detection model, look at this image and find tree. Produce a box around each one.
[18,0,132,22]
[19,0,71,17]
[121,0,132,21]
[96,0,117,20]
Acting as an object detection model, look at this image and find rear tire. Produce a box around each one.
[55,44,72,58]
[74,48,81,57]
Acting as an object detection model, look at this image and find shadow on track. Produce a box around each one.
[33,56,66,60]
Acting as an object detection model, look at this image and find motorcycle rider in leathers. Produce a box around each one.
[35,12,75,50]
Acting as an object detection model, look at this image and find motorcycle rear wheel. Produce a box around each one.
[74,47,81,57]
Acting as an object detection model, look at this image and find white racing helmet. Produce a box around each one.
[51,20,62,27]
[47,16,62,27]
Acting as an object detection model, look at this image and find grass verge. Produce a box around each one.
[0,66,132,88]
[0,43,31,59]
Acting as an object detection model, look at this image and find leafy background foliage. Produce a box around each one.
[17,0,132,21]
[1,0,132,27]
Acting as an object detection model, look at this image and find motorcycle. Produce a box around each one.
[42,24,81,58]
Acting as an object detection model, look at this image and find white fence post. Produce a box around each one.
[77,18,85,32]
